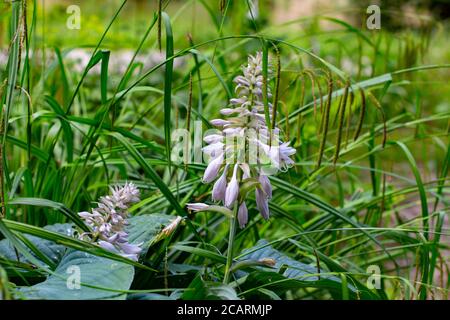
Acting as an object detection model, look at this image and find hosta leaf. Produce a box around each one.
[182,275,239,300]
[237,240,380,299]
[18,250,134,300]
[0,214,178,266]
[127,214,179,255]
[0,223,74,265]
[127,293,175,300]
[6,214,177,299]
[238,240,340,282]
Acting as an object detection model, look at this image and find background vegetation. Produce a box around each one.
[0,0,448,300]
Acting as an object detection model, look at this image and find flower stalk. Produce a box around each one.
[223,202,238,284]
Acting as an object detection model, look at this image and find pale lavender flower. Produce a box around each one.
[278,142,296,169]
[210,119,229,126]
[212,164,229,202]
[98,240,117,252]
[186,203,210,212]
[203,134,223,144]
[224,164,240,208]
[186,203,233,217]
[78,182,142,261]
[258,175,272,199]
[240,163,251,179]
[255,188,270,220]
[203,141,225,154]
[220,108,239,115]
[203,153,224,183]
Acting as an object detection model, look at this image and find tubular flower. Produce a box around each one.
[187,52,296,227]
[78,182,142,261]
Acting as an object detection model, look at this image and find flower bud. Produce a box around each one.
[225,164,240,207]
[212,164,229,201]
[255,188,270,220]
[203,154,224,183]
[237,201,248,228]
[186,203,210,212]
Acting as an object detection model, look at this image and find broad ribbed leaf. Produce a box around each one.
[182,275,239,300]
[239,240,342,283]
[0,223,74,265]
[19,250,134,300]
[127,214,176,255]
[236,240,380,299]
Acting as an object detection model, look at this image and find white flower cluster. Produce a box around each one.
[78,182,142,261]
[187,52,296,228]
[65,49,185,74]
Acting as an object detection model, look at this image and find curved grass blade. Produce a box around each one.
[172,244,226,264]
[262,43,272,132]
[2,219,155,271]
[393,142,429,241]
[188,49,232,98]
[162,12,174,173]
[100,50,110,105]
[106,132,185,217]
[8,197,88,232]
[2,1,21,142]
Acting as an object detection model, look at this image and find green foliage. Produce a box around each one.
[18,250,134,300]
[0,0,448,300]
[237,240,379,300]
[0,223,74,265]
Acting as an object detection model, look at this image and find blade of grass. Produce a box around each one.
[8,197,88,231]
[270,176,397,265]
[106,132,185,217]
[162,12,174,173]
[393,141,429,241]
[262,43,272,133]
[2,1,21,142]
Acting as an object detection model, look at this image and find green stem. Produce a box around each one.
[223,203,238,284]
